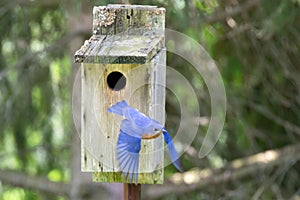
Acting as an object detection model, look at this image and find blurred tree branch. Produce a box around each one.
[0,0,61,19]
[2,144,299,199]
[0,29,91,81]
[249,102,300,136]
[4,0,61,8]
[0,170,70,196]
[144,144,300,199]
[121,0,130,4]
[203,0,261,24]
[0,169,112,199]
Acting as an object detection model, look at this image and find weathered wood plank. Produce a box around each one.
[92,5,165,36]
[81,60,165,183]
[74,35,106,63]
[75,35,164,64]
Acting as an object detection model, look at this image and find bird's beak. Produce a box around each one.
[142,130,163,140]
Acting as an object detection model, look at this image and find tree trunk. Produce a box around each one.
[66,2,123,199]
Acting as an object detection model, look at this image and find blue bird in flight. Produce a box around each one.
[108,100,183,183]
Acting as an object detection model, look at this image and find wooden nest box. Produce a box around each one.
[74,4,166,184]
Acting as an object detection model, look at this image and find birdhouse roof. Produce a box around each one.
[74,34,164,64]
[74,4,165,64]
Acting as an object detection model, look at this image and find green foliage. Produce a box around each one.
[2,188,26,200]
[0,0,300,199]
[0,1,69,199]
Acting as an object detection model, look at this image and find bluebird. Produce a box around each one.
[108,100,183,183]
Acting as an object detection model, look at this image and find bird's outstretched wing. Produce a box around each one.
[117,129,141,183]
[163,129,183,172]
[108,100,153,128]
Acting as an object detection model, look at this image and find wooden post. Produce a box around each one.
[74,3,166,189]
[124,184,141,200]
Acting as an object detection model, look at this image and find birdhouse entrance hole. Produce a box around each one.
[106,71,126,91]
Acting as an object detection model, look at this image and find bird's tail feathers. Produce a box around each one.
[107,100,129,116]
[163,130,184,172]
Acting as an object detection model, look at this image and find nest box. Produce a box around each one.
[74,4,166,184]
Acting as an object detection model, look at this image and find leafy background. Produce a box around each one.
[0,0,300,199]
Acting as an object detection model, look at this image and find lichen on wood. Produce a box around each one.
[93,6,116,32]
[92,4,165,36]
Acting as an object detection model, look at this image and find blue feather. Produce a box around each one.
[120,119,143,138]
[117,130,141,183]
[107,100,128,116]
[163,130,183,172]
[127,108,152,127]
